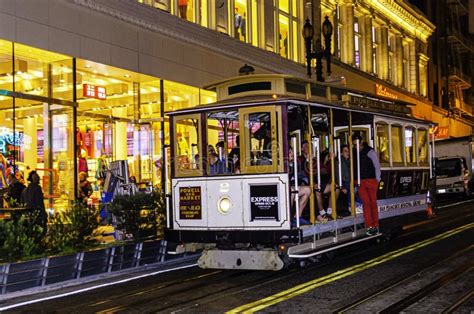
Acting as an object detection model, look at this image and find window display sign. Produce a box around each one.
[179,186,202,219]
[0,127,30,154]
[83,84,107,100]
[250,184,279,221]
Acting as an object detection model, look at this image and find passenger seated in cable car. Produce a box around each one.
[289,146,327,226]
[228,135,240,173]
[339,145,359,216]
[207,144,226,175]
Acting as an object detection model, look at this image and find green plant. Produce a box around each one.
[68,202,101,248]
[108,189,165,241]
[44,212,73,254]
[0,212,44,261]
[45,202,101,253]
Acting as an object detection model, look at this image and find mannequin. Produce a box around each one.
[78,149,88,174]
[178,0,188,19]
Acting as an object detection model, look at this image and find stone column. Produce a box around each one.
[264,0,275,51]
[418,54,428,97]
[360,15,373,73]
[394,34,404,87]
[340,0,354,65]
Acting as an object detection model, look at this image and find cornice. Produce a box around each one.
[364,0,435,43]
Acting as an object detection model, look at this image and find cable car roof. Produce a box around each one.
[167,74,434,126]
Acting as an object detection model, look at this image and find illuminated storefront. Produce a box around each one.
[0,39,215,212]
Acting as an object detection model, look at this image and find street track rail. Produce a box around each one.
[333,245,474,313]
[380,262,473,313]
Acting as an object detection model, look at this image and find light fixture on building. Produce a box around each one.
[302,16,333,82]
[238,64,255,75]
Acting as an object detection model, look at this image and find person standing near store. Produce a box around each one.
[354,135,381,236]
[21,171,47,231]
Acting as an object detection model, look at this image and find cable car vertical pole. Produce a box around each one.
[307,106,315,225]
[292,136,300,229]
[348,113,356,236]
[329,109,337,222]
[337,138,342,186]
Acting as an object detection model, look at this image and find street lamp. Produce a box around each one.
[302,16,333,82]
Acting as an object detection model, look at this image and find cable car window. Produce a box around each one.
[174,114,202,177]
[391,125,403,166]
[376,122,390,166]
[239,106,280,174]
[418,128,429,165]
[207,111,240,175]
[405,126,416,165]
[391,124,404,165]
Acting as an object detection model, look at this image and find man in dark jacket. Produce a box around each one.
[21,171,47,230]
[354,136,381,236]
[7,173,25,205]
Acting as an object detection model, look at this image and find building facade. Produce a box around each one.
[0,0,470,211]
[409,0,474,133]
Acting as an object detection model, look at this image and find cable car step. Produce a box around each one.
[287,229,382,259]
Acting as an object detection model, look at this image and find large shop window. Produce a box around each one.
[174,114,202,177]
[376,122,390,166]
[418,128,429,165]
[391,124,404,165]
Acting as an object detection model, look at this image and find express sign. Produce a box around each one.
[83,84,107,100]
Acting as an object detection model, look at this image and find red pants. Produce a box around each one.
[359,178,379,228]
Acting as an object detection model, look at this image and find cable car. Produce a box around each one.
[164,74,435,270]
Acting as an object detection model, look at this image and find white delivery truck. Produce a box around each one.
[435,136,474,197]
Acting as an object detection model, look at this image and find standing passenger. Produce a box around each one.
[354,136,381,236]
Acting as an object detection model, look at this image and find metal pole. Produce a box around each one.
[292,136,300,229]
[72,58,78,200]
[164,146,170,229]
[337,138,342,186]
[356,139,361,187]
[160,80,165,193]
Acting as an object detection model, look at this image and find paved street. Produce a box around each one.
[1,199,473,313]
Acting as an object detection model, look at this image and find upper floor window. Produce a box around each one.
[388,35,395,82]
[354,16,361,68]
[403,42,410,90]
[234,1,248,42]
[277,0,302,62]
[372,26,377,75]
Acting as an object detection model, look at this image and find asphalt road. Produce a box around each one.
[2,199,474,313]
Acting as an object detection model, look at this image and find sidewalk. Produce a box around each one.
[0,254,198,307]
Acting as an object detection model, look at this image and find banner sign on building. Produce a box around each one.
[250,184,279,221]
[179,187,202,219]
[83,84,107,100]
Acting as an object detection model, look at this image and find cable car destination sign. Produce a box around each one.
[179,186,202,219]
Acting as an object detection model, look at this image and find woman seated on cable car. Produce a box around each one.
[289,145,327,226]
[301,148,339,219]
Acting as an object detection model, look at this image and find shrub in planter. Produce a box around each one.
[45,202,101,254]
[108,190,165,241]
[0,211,44,261]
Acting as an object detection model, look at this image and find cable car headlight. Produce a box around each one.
[217,196,232,215]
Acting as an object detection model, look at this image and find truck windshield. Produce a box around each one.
[436,159,462,178]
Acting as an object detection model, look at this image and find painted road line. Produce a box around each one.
[0,263,198,312]
[227,222,474,313]
[437,199,474,209]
